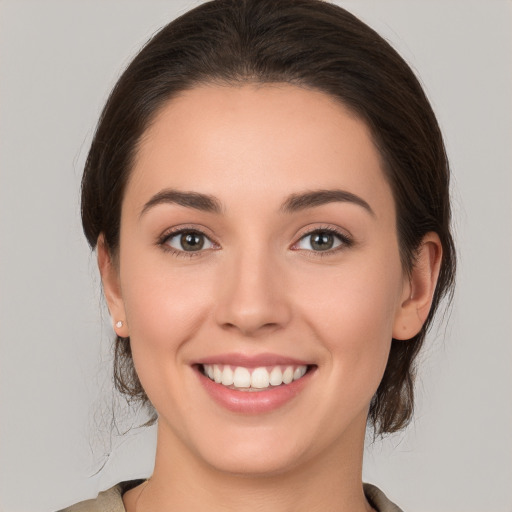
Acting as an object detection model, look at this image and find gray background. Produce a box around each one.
[1,1,511,511]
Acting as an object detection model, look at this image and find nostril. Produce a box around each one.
[220,320,282,337]
[213,268,293,335]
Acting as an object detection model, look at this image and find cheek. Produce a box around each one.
[119,262,220,419]
[124,269,214,336]
[118,251,216,378]
[293,252,404,387]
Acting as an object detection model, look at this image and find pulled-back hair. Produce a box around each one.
[81,0,455,434]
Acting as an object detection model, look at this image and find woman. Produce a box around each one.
[62,0,455,510]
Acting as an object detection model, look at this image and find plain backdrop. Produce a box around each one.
[1,1,511,511]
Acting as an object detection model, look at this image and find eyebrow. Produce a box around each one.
[280,189,375,216]
[140,189,222,217]
[140,187,374,218]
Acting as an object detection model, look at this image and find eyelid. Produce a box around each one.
[157,225,220,257]
[290,225,354,252]
[156,223,353,257]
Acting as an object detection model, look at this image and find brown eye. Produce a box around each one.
[295,230,348,252]
[310,232,335,251]
[181,232,204,251]
[166,230,214,252]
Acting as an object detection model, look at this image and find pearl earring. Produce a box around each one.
[115,321,123,328]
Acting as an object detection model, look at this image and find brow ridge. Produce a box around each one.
[280,189,374,216]
[140,189,222,217]
[140,187,373,218]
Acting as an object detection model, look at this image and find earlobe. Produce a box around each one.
[97,235,129,337]
[393,232,443,340]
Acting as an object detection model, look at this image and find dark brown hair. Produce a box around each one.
[81,0,456,434]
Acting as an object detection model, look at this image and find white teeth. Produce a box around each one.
[294,366,306,380]
[269,366,283,386]
[233,367,251,388]
[251,367,270,389]
[221,366,234,386]
[203,364,308,390]
[282,366,294,384]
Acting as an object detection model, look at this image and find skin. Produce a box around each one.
[99,84,442,512]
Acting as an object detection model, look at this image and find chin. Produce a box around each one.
[201,441,308,477]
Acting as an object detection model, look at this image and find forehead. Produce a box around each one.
[127,84,393,218]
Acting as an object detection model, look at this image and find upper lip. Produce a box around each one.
[194,352,312,368]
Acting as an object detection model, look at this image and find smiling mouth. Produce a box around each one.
[199,364,312,391]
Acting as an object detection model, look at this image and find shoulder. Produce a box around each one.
[59,481,400,512]
[58,484,124,512]
[363,483,405,512]
[58,480,144,512]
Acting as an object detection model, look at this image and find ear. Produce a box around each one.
[97,234,129,337]
[393,232,443,340]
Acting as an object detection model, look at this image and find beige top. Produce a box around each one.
[59,481,404,512]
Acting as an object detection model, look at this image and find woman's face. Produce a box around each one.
[107,84,412,475]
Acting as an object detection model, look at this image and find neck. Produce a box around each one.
[134,417,373,512]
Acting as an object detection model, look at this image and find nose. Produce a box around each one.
[214,248,292,337]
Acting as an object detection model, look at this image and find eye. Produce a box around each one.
[295,229,350,252]
[164,230,215,252]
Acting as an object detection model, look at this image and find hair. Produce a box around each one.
[81,0,456,435]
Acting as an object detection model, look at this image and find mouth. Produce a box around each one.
[194,353,316,413]
[199,363,311,392]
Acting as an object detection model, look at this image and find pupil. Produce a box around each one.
[181,232,204,251]
[311,232,333,251]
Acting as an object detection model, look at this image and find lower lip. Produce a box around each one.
[196,367,314,414]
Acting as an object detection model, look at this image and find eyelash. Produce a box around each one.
[292,226,354,257]
[158,227,218,259]
[157,225,353,259]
